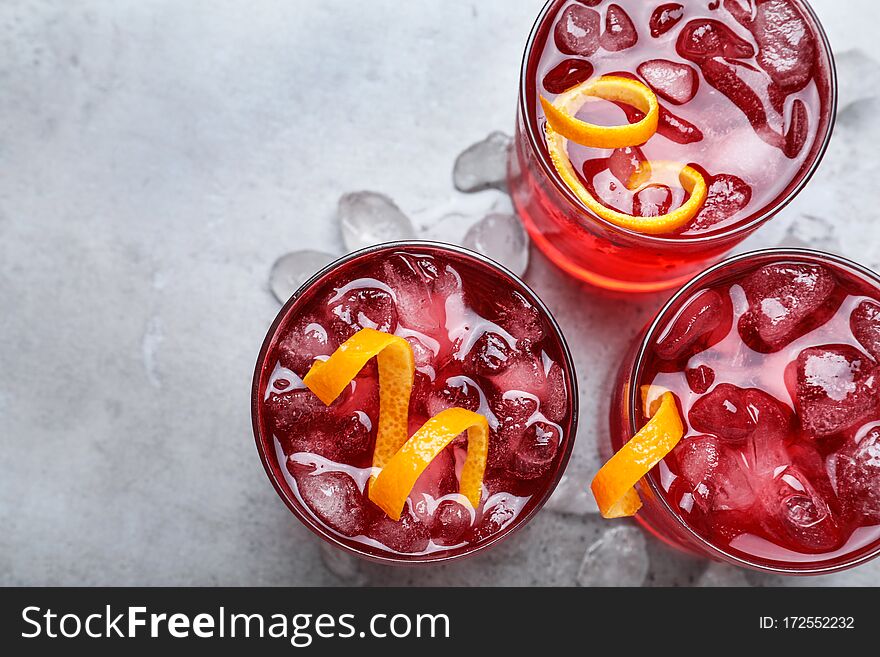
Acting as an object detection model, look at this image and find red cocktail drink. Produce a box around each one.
[252,243,577,563]
[511,0,835,292]
[611,250,880,573]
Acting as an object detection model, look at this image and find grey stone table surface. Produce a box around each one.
[2,0,879,586]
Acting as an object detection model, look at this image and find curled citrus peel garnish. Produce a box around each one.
[590,390,684,518]
[541,75,708,235]
[541,75,659,149]
[371,408,489,521]
[303,327,414,479]
[302,327,489,520]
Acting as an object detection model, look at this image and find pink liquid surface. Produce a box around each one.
[640,258,880,566]
[255,247,575,560]
[531,0,832,236]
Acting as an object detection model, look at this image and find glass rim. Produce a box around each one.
[627,247,880,575]
[250,240,580,565]
[517,0,839,246]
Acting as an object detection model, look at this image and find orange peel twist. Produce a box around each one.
[591,390,684,518]
[541,76,707,235]
[302,328,488,520]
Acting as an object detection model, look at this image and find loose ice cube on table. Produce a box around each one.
[835,50,880,113]
[576,526,648,587]
[462,213,529,278]
[269,250,336,304]
[453,132,512,193]
[338,191,416,253]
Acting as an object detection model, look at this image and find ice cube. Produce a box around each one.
[462,213,530,277]
[369,509,430,554]
[330,413,374,462]
[739,0,817,93]
[784,98,809,159]
[657,106,704,144]
[296,471,373,538]
[738,263,837,352]
[328,285,398,337]
[677,19,755,63]
[686,364,716,394]
[381,254,446,333]
[489,391,539,469]
[543,58,594,94]
[689,174,752,232]
[414,447,458,500]
[424,373,485,419]
[466,330,516,375]
[576,525,648,587]
[795,345,879,438]
[600,4,638,52]
[269,250,336,304]
[649,3,684,39]
[698,57,783,148]
[278,317,337,376]
[696,562,751,587]
[544,474,600,516]
[319,543,367,584]
[655,288,728,360]
[541,361,568,424]
[469,493,526,543]
[509,421,561,480]
[780,213,840,252]
[453,131,512,193]
[487,353,547,398]
[613,102,703,144]
[835,50,880,113]
[689,384,756,440]
[267,389,327,444]
[554,4,601,57]
[637,59,699,105]
[430,500,471,546]
[758,465,842,552]
[633,184,673,217]
[687,385,792,476]
[850,300,880,362]
[485,289,545,343]
[836,427,880,521]
[338,191,416,253]
[608,145,647,188]
[675,435,755,511]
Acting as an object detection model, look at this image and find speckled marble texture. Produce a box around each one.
[1,0,879,586]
